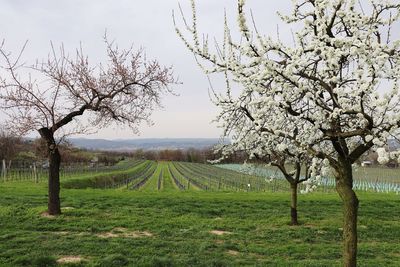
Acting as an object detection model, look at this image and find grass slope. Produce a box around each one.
[0,182,399,266]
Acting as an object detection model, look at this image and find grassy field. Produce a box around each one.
[0,179,399,266]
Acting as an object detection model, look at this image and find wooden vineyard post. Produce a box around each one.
[33,163,38,183]
[2,159,6,182]
[187,180,190,190]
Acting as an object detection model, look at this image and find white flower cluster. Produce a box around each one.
[177,0,400,189]
[376,148,390,165]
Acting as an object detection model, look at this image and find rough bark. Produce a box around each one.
[290,182,299,225]
[335,158,358,267]
[38,128,62,215]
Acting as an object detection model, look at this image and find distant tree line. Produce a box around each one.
[1,129,233,165]
[0,130,122,166]
[2,129,396,167]
[129,147,248,164]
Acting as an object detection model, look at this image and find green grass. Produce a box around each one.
[139,163,162,192]
[163,163,180,191]
[0,181,399,266]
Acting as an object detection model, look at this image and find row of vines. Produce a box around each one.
[58,160,277,192]
[9,159,396,193]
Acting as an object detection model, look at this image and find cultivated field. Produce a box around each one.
[220,164,400,194]
[0,160,399,266]
[61,161,272,192]
[4,160,400,193]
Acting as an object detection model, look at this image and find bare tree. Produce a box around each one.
[0,38,176,215]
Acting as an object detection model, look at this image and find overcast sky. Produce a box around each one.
[0,0,291,139]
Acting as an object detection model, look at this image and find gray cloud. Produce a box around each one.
[0,0,291,139]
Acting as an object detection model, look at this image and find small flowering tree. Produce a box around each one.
[211,100,322,225]
[175,0,400,266]
[0,38,176,215]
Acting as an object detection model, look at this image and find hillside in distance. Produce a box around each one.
[69,138,224,151]
[67,138,400,152]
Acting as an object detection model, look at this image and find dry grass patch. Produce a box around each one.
[112,227,128,233]
[96,227,153,239]
[124,231,153,238]
[52,231,70,235]
[97,232,119,238]
[210,230,232,236]
[227,250,240,256]
[40,212,56,219]
[52,231,87,237]
[57,256,83,264]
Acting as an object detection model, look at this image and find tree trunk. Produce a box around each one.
[48,145,61,215]
[290,182,299,225]
[335,159,358,267]
[38,128,62,215]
